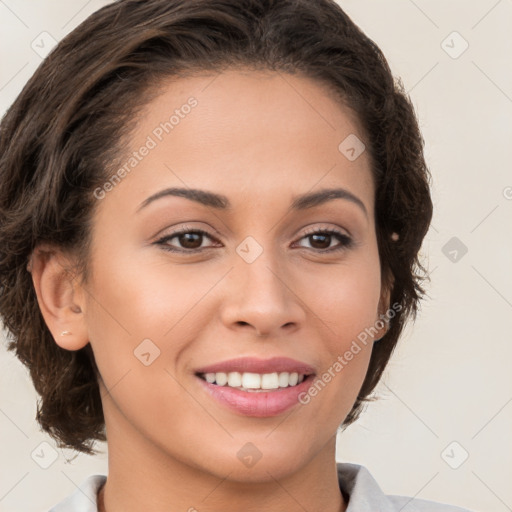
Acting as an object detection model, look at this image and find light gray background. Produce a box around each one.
[1,1,511,511]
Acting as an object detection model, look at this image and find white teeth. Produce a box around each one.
[201,371,307,390]
[215,372,228,386]
[261,372,279,389]
[242,372,261,389]
[227,372,242,387]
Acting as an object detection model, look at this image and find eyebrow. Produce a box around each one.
[136,186,368,217]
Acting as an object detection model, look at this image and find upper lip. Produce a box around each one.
[195,356,316,375]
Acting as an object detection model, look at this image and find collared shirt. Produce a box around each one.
[49,462,475,511]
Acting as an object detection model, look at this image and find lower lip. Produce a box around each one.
[196,375,315,417]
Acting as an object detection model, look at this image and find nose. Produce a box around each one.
[220,248,306,338]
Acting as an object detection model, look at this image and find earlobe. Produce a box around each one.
[28,245,89,351]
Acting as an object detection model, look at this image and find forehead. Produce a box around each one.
[98,68,375,217]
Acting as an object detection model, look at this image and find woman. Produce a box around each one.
[0,0,474,510]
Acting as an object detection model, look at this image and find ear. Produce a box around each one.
[28,244,89,351]
[374,272,395,340]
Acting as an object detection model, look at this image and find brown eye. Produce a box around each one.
[308,233,332,250]
[155,229,219,252]
[177,232,203,249]
[296,229,353,252]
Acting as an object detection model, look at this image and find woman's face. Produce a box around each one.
[77,69,387,480]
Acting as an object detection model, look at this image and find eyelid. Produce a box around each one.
[301,224,350,238]
[154,223,220,241]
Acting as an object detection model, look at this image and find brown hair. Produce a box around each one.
[0,0,433,454]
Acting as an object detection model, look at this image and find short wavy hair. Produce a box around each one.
[0,0,433,454]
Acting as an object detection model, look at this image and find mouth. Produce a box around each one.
[195,371,312,393]
[193,357,317,417]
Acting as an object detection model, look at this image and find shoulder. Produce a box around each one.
[48,474,106,512]
[337,462,476,512]
[387,494,476,512]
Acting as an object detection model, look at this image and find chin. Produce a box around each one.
[194,442,312,483]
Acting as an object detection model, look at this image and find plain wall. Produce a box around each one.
[1,1,511,511]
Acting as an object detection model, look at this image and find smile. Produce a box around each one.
[197,371,308,392]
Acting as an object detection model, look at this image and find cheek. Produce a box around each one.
[82,253,208,440]
[82,245,220,384]
[298,249,382,343]
[293,251,381,414]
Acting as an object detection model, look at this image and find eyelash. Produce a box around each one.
[154,227,353,254]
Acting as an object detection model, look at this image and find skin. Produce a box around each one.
[31,69,390,512]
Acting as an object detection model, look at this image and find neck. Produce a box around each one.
[98,483,106,512]
[99,416,346,512]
